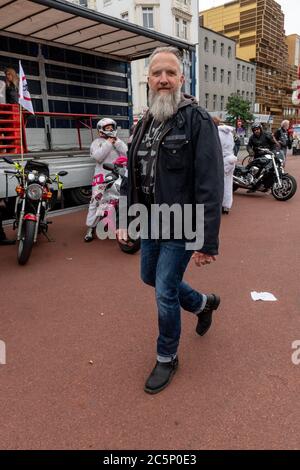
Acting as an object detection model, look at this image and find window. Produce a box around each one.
[213,94,217,111]
[204,37,209,52]
[121,12,129,21]
[79,0,88,6]
[228,46,232,58]
[142,7,154,29]
[182,20,188,40]
[242,65,245,81]
[237,90,240,95]
[227,70,232,85]
[220,95,224,111]
[204,65,209,81]
[213,40,217,54]
[246,67,250,81]
[220,42,224,56]
[213,67,217,82]
[220,69,224,83]
[237,64,240,80]
[242,90,245,98]
[175,17,189,40]
[251,68,254,82]
[175,17,180,37]
[251,92,254,101]
[246,91,249,100]
[205,93,209,109]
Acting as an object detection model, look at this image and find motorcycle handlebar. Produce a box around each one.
[103,163,115,172]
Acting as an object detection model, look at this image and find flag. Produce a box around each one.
[18,60,34,114]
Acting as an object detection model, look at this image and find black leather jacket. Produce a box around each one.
[6,83,18,104]
[120,96,224,255]
[274,127,292,149]
[247,131,276,157]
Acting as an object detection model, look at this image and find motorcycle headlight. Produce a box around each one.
[28,172,36,182]
[38,174,46,184]
[27,184,43,201]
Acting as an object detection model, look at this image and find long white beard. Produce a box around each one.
[148,87,182,122]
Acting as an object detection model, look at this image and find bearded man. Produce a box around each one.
[117,47,224,394]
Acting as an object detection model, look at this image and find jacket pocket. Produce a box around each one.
[161,139,189,170]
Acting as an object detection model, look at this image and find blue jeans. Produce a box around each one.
[141,239,205,359]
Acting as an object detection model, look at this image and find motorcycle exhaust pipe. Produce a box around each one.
[233,175,249,188]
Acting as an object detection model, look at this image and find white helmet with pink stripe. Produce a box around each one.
[96,118,117,138]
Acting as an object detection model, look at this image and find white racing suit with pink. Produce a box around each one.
[86,137,128,228]
[218,125,237,210]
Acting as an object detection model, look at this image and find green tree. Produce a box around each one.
[225,94,254,127]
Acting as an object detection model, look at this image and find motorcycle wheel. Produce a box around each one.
[271,174,297,201]
[117,237,141,255]
[18,219,36,265]
[68,186,92,205]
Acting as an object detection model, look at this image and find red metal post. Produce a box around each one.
[76,119,82,150]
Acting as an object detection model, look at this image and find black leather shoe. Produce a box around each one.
[144,357,178,394]
[196,294,220,336]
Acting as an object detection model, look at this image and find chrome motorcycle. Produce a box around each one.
[233,148,297,201]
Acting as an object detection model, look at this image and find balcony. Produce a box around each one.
[172,0,192,19]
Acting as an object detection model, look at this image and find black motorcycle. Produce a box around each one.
[3,156,67,265]
[233,148,297,201]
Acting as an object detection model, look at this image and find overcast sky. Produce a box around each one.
[199,0,299,36]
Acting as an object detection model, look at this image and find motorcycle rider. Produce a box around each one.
[84,118,127,242]
[246,123,277,192]
[247,123,276,157]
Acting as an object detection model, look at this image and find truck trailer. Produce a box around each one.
[0,0,196,205]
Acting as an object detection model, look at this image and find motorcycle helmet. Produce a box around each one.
[97,118,117,138]
[251,123,262,132]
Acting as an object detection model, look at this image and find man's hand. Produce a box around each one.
[116,228,128,245]
[192,252,216,267]
[108,137,117,145]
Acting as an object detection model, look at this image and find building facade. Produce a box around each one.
[286,34,300,68]
[69,0,97,9]
[199,26,256,118]
[100,0,199,116]
[200,0,298,129]
[285,34,300,122]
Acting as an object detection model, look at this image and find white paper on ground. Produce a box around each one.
[251,291,278,302]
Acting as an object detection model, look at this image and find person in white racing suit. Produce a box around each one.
[84,118,128,242]
[212,117,237,214]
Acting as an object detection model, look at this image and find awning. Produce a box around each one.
[0,0,195,61]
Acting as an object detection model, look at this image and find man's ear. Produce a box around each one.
[180,74,185,86]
